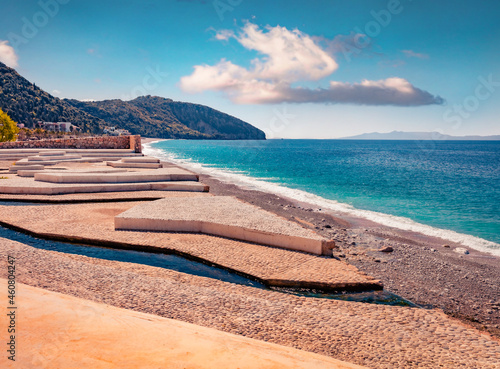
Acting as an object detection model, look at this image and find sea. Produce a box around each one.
[144,139,500,257]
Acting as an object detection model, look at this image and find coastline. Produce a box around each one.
[143,138,500,337]
[144,138,499,255]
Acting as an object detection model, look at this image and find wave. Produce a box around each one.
[144,142,500,257]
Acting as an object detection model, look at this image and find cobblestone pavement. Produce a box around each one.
[1,239,499,369]
[2,282,367,369]
[0,190,209,202]
[0,202,380,289]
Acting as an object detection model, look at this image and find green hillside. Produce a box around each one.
[0,62,266,139]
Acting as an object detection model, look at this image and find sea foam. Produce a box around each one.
[144,142,500,257]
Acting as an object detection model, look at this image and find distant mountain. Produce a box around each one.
[66,96,266,140]
[0,62,105,133]
[0,62,265,139]
[341,131,500,141]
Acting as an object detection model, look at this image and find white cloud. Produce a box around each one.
[182,23,337,96]
[275,77,445,106]
[180,59,248,93]
[0,40,18,68]
[402,49,429,59]
[195,77,442,105]
[214,29,235,41]
[200,23,337,84]
[180,23,442,106]
[235,23,338,82]
[52,89,61,95]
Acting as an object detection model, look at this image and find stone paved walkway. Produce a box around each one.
[1,239,498,368]
[116,196,335,255]
[1,281,365,369]
[0,174,208,194]
[0,190,209,203]
[0,201,381,291]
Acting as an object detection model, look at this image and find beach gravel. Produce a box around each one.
[199,172,500,338]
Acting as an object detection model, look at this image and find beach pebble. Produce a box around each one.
[454,247,469,255]
[378,246,394,253]
[442,244,451,248]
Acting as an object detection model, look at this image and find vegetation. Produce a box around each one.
[0,108,19,142]
[65,97,207,139]
[67,96,266,139]
[0,62,105,133]
[0,61,266,140]
[16,127,90,141]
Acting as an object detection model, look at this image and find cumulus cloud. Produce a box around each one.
[402,49,429,59]
[272,78,445,106]
[0,40,18,68]
[180,23,443,106]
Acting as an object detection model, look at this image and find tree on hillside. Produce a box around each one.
[0,108,19,142]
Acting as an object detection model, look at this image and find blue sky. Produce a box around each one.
[1,0,499,138]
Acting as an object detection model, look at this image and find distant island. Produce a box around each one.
[340,131,500,141]
[0,62,265,140]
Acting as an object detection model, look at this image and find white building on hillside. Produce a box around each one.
[103,126,131,136]
[36,121,77,132]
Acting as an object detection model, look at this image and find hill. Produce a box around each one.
[66,96,266,139]
[65,98,205,139]
[341,131,500,141]
[0,62,265,139]
[0,62,105,133]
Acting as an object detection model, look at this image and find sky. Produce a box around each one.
[1,0,499,138]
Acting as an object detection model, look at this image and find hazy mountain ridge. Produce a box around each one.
[0,62,265,139]
[341,131,500,141]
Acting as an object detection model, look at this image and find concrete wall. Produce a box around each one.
[0,135,141,152]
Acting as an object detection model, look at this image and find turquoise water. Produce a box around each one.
[147,139,500,254]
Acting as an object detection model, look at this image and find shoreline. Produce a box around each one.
[144,138,500,337]
[143,138,499,255]
[143,138,499,256]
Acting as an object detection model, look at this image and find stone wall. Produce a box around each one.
[129,135,142,153]
[0,135,142,152]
